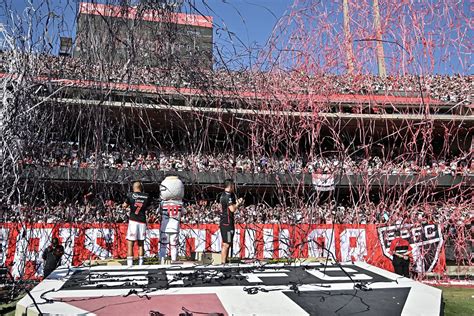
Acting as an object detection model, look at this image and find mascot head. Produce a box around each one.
[160,175,184,201]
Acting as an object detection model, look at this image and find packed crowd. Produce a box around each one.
[19,145,474,176]
[1,53,472,103]
[328,74,472,103]
[182,201,473,227]
[1,199,471,227]
[0,201,129,224]
[250,72,472,104]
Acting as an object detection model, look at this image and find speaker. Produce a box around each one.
[200,252,221,265]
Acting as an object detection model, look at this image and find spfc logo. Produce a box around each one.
[377,224,443,273]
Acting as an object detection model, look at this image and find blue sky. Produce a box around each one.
[190,0,292,68]
[193,1,290,49]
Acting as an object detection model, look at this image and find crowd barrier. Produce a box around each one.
[0,223,445,279]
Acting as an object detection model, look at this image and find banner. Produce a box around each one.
[0,223,445,279]
[312,173,335,191]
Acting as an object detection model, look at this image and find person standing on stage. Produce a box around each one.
[42,237,64,278]
[123,181,150,266]
[219,179,244,264]
[389,230,412,278]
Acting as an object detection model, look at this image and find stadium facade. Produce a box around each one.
[0,2,472,278]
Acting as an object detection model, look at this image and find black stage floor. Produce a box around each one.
[61,264,393,291]
[284,288,411,315]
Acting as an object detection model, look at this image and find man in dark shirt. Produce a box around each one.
[123,181,150,266]
[219,179,243,264]
[389,230,412,278]
[42,237,64,278]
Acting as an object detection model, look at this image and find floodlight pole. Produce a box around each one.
[342,0,355,74]
[373,0,386,77]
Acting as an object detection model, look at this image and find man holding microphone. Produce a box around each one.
[219,179,244,264]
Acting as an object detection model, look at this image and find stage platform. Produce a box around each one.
[16,262,442,315]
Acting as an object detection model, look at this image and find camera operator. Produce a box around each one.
[389,230,412,278]
[42,237,64,278]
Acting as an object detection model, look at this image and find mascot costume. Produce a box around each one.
[159,176,185,263]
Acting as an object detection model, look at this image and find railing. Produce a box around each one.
[20,166,473,187]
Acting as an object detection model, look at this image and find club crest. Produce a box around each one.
[377,224,443,273]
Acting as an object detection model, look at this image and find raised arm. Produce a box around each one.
[228,198,244,213]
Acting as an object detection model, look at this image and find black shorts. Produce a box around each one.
[220,226,235,244]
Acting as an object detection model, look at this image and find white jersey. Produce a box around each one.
[160,200,184,233]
